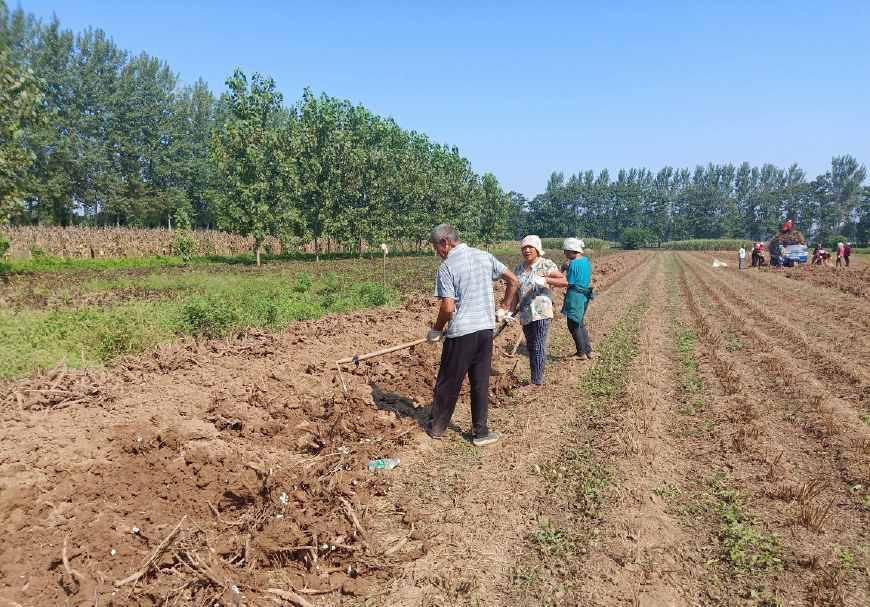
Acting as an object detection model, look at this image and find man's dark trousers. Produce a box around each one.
[430,329,493,436]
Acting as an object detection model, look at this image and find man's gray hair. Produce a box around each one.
[430,223,460,244]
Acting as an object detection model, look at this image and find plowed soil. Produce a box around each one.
[672,253,869,606]
[0,253,645,606]
[701,251,870,301]
[3,249,867,606]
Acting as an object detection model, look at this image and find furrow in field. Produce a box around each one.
[676,256,870,606]
[681,253,870,395]
[680,255,870,436]
[359,253,660,606]
[696,258,870,369]
[687,251,870,336]
[553,253,718,605]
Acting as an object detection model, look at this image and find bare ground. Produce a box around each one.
[2,250,868,607]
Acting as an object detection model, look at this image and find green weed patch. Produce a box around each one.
[528,518,576,558]
[711,474,784,573]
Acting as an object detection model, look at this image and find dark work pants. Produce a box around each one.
[430,329,493,436]
[522,319,551,385]
[567,317,592,356]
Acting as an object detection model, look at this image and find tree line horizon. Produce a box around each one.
[513,156,868,246]
[2,1,868,253]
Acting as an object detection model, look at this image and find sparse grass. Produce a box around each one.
[509,565,542,592]
[711,473,784,572]
[541,445,612,519]
[528,518,575,558]
[653,483,683,500]
[519,296,650,595]
[836,546,856,572]
[547,302,648,519]
[581,302,646,401]
[3,254,189,273]
[667,257,705,414]
[722,329,746,352]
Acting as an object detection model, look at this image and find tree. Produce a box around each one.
[478,173,508,245]
[0,48,44,221]
[174,79,218,228]
[505,191,528,239]
[210,69,298,265]
[621,227,651,250]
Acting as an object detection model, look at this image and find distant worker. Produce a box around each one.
[425,224,519,446]
[751,242,763,268]
[738,245,746,270]
[782,218,793,233]
[559,238,594,360]
[844,242,852,267]
[836,242,845,268]
[510,235,565,391]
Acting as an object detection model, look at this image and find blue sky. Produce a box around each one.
[17,0,870,196]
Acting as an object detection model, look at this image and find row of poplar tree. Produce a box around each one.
[4,2,867,250]
[0,2,512,254]
[513,159,868,245]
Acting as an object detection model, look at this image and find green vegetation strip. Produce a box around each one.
[664,255,705,414]
[0,272,397,380]
[665,254,785,595]
[521,299,648,595]
[710,473,784,573]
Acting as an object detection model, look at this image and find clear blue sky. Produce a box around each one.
[17,0,870,197]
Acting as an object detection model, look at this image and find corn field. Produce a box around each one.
[0,226,285,260]
[539,237,613,251]
[0,226,487,260]
[661,239,754,251]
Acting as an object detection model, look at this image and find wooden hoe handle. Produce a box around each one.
[336,337,429,366]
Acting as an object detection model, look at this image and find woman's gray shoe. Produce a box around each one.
[472,431,499,447]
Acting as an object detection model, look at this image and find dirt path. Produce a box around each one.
[534,253,714,605]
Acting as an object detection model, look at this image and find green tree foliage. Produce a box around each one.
[210,70,298,266]
[171,206,196,262]
[621,227,652,250]
[0,27,45,221]
[1,3,512,251]
[526,159,869,246]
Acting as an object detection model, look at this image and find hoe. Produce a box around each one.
[334,317,515,397]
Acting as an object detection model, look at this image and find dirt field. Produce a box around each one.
[1,250,868,606]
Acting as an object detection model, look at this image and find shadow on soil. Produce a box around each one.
[370,383,466,439]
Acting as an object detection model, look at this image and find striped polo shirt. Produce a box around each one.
[434,243,507,338]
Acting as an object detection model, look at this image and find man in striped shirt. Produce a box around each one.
[425,224,519,446]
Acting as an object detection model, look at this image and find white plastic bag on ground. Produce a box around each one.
[712,258,728,268]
